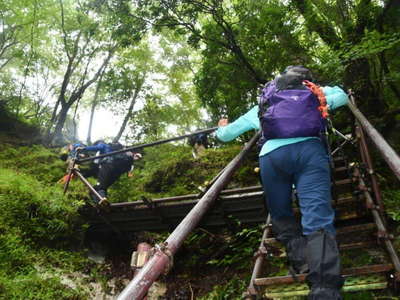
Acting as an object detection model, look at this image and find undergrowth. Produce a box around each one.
[1,140,399,299]
[0,143,108,299]
[109,142,260,202]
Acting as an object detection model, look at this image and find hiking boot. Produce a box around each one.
[96,189,107,198]
[306,230,344,300]
[94,189,109,206]
[90,191,100,204]
[99,198,110,207]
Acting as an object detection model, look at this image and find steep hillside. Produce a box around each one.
[1,117,400,299]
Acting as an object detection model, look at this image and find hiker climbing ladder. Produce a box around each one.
[244,162,397,298]
[63,127,218,207]
[244,99,400,299]
[74,95,400,299]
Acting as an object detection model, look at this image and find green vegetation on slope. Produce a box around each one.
[108,142,261,202]
[0,139,262,298]
[0,142,111,299]
[0,166,90,299]
[1,137,399,299]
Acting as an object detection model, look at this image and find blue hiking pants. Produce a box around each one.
[259,139,335,235]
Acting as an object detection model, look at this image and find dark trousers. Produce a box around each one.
[96,158,133,196]
[80,162,99,178]
[259,139,335,235]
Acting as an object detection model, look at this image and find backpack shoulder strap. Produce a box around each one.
[258,80,276,117]
[303,80,329,119]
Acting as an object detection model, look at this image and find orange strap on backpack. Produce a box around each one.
[303,80,329,119]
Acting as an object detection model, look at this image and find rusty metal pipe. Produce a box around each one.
[73,169,106,203]
[355,123,386,219]
[245,214,271,298]
[358,175,400,274]
[347,99,400,182]
[73,169,123,235]
[117,132,260,300]
[111,186,263,208]
[63,155,77,194]
[78,127,218,163]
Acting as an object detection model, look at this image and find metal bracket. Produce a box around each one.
[131,250,150,270]
[253,246,268,260]
[153,242,174,275]
[142,196,156,209]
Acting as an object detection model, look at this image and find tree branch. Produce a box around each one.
[59,0,71,60]
[291,0,341,48]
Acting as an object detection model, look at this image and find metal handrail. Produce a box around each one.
[347,96,400,182]
[77,127,218,163]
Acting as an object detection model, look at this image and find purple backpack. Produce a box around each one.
[258,79,325,142]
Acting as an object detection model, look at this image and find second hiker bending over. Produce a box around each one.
[216,66,348,300]
[76,140,142,205]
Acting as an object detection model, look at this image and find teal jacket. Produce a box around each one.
[216,86,349,157]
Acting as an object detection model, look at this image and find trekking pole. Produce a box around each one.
[77,127,218,164]
[63,151,79,194]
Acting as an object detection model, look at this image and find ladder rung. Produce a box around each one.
[334,166,348,172]
[264,274,387,297]
[264,239,376,252]
[254,264,393,286]
[333,156,346,162]
[334,178,353,185]
[264,223,376,247]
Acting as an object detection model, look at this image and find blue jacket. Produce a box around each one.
[69,142,86,158]
[216,86,349,157]
[84,143,113,154]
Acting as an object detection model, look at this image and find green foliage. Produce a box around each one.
[0,143,95,299]
[340,31,400,62]
[206,226,260,268]
[342,292,374,300]
[198,275,248,300]
[0,228,32,275]
[0,167,84,245]
[0,0,399,298]
[108,142,260,202]
[0,272,86,300]
[341,249,375,269]
[383,189,400,222]
[192,0,313,120]
[0,143,66,183]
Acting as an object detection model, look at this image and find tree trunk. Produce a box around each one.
[86,100,98,145]
[49,103,71,145]
[48,47,115,145]
[86,70,106,144]
[113,85,141,143]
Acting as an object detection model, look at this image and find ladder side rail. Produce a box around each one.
[117,131,261,300]
[347,96,400,182]
[355,168,400,278]
[355,122,386,217]
[73,169,123,236]
[244,214,271,299]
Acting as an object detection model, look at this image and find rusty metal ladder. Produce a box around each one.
[115,95,400,299]
[244,99,400,299]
